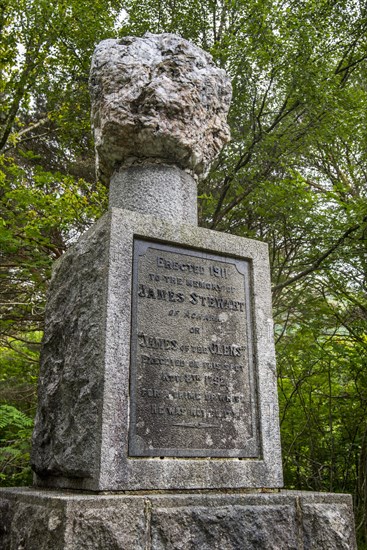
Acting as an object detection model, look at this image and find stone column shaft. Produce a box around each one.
[109,164,197,224]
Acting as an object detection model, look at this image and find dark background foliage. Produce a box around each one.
[1,0,366,545]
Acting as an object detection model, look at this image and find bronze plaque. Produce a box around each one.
[128,240,259,458]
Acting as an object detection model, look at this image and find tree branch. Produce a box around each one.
[272,219,366,294]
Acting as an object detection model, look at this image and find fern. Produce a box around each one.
[0,405,34,486]
[0,405,33,430]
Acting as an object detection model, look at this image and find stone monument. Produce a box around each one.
[0,33,357,549]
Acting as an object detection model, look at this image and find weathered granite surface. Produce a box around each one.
[0,488,357,549]
[109,164,198,224]
[31,219,110,480]
[31,208,283,491]
[89,33,232,184]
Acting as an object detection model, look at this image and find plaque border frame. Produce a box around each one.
[128,238,260,458]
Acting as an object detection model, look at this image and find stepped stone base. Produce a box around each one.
[0,487,356,549]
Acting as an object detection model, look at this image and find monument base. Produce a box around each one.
[31,208,283,491]
[0,487,356,549]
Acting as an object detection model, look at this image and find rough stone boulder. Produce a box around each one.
[90,33,232,184]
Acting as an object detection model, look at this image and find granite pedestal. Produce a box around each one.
[0,488,356,550]
[31,208,282,492]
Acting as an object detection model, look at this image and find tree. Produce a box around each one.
[1,0,366,544]
[0,0,116,351]
[0,0,113,487]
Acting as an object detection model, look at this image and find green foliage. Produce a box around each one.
[0,332,40,486]
[0,0,114,490]
[0,404,34,486]
[1,156,108,344]
[0,0,366,545]
[0,404,33,431]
